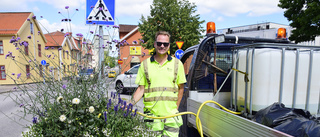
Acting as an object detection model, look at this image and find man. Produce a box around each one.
[132,31,186,137]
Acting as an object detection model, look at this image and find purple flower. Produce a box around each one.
[65,6,69,9]
[19,104,24,107]
[133,40,137,44]
[38,31,40,34]
[104,111,107,123]
[17,73,21,79]
[118,98,122,104]
[61,62,64,65]
[114,105,118,113]
[62,85,66,89]
[32,117,37,124]
[29,60,31,62]
[27,18,30,21]
[13,87,17,90]
[26,73,31,76]
[34,59,36,61]
[64,33,69,37]
[58,11,61,14]
[40,16,43,18]
[16,37,21,40]
[58,47,62,50]
[11,73,15,75]
[49,69,52,72]
[76,33,83,37]
[45,47,49,50]
[108,99,112,104]
[9,39,16,43]
[32,16,36,19]
[61,28,64,32]
[76,9,79,11]
[82,42,87,44]
[133,109,137,117]
[16,47,19,50]
[51,47,55,49]
[27,36,31,39]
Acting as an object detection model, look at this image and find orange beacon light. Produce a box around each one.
[207,22,216,34]
[277,28,286,39]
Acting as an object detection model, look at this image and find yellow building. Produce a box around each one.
[44,31,80,80]
[0,12,47,85]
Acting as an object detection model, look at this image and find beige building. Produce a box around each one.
[0,12,47,85]
[44,31,81,80]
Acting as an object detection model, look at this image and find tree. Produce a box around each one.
[278,0,320,43]
[138,0,205,54]
[104,51,116,68]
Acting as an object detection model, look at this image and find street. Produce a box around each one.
[0,77,143,137]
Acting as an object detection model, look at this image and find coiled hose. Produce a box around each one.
[137,100,241,137]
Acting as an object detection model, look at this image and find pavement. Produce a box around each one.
[0,84,19,94]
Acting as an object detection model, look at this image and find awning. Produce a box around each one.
[131,56,140,63]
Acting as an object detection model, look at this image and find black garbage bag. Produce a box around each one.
[252,102,320,137]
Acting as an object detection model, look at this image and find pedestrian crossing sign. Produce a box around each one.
[86,0,115,25]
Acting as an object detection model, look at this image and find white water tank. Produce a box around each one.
[233,45,320,115]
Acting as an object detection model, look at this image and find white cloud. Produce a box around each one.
[38,19,89,36]
[40,0,86,10]
[190,0,283,17]
[33,6,40,12]
[0,0,29,11]
[116,0,152,17]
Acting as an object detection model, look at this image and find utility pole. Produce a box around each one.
[98,25,104,80]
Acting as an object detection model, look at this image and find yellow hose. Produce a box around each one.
[137,100,241,137]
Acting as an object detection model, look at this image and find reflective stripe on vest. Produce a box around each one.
[144,87,178,93]
[143,58,180,102]
[144,96,178,102]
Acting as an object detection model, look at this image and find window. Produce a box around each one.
[0,41,3,55]
[30,23,34,34]
[25,42,29,55]
[39,65,43,77]
[63,50,65,59]
[0,65,6,80]
[38,44,41,57]
[71,52,73,59]
[67,51,69,59]
[26,65,30,79]
[64,65,66,73]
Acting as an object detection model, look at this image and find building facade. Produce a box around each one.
[0,12,47,85]
[118,25,151,74]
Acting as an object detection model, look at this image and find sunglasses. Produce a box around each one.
[156,42,170,47]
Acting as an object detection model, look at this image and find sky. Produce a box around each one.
[1,0,290,51]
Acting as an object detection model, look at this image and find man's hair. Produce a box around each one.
[155,31,171,42]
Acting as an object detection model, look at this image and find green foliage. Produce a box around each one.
[138,0,205,54]
[6,37,158,137]
[104,51,116,68]
[278,0,320,43]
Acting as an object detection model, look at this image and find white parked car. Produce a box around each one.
[115,64,140,93]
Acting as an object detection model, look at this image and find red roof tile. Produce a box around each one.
[45,31,65,47]
[119,24,138,33]
[0,12,31,35]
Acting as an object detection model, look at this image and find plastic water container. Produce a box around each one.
[233,45,320,115]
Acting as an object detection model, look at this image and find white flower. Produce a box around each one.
[89,106,95,113]
[56,96,63,103]
[59,115,66,122]
[72,98,80,104]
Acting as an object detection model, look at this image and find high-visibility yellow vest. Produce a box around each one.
[139,56,182,116]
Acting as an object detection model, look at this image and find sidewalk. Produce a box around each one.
[0,84,17,94]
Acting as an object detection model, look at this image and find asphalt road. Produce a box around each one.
[0,77,143,137]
